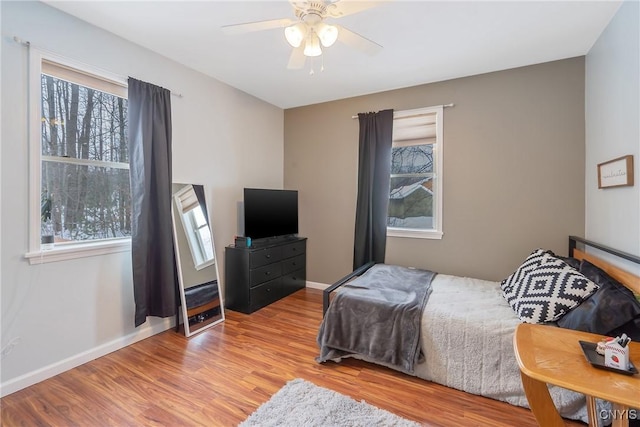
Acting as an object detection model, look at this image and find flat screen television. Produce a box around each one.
[243,188,298,241]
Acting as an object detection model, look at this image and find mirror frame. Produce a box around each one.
[171,183,225,337]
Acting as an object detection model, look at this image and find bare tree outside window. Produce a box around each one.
[40,74,130,243]
[388,144,434,229]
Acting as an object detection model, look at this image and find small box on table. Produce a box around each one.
[604,337,631,370]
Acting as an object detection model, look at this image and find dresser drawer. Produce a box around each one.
[282,254,305,275]
[249,279,284,312]
[281,269,306,294]
[249,246,282,269]
[250,262,282,287]
[281,240,306,259]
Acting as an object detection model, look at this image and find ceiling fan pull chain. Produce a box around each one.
[310,57,315,75]
[321,54,325,72]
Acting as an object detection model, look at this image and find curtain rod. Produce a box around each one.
[351,103,454,119]
[12,36,183,98]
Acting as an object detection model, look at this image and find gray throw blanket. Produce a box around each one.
[317,264,436,373]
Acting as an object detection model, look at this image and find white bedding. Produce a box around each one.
[338,273,610,425]
[415,274,607,424]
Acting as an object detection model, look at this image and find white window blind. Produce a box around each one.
[392,112,437,147]
[177,187,200,213]
[42,59,127,98]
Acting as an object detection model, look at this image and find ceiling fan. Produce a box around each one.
[221,0,384,70]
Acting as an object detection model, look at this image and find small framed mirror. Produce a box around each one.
[171,183,224,336]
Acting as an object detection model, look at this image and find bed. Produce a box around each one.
[317,236,640,425]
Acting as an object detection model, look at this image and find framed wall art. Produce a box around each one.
[597,155,634,189]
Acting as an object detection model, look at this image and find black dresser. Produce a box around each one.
[224,237,306,313]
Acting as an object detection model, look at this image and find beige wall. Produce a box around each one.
[285,58,586,284]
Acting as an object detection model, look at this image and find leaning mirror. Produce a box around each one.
[171,183,224,337]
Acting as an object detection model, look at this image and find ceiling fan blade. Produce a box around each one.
[287,46,306,69]
[221,18,295,35]
[335,25,383,55]
[325,0,386,18]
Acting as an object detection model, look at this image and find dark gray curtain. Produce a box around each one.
[353,109,394,270]
[128,77,177,327]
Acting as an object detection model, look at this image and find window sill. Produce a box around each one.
[387,228,443,240]
[25,239,131,265]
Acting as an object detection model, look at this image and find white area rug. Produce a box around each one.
[239,378,421,427]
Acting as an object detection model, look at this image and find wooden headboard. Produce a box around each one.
[569,236,640,295]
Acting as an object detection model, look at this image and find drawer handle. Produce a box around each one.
[266,288,271,292]
[292,262,297,266]
[292,248,297,251]
[265,254,271,259]
[265,271,271,276]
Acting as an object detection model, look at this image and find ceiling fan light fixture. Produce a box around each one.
[317,23,338,47]
[303,32,322,57]
[284,24,305,48]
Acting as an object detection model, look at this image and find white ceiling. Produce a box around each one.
[42,0,622,109]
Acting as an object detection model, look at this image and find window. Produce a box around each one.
[387,106,443,239]
[173,186,215,270]
[26,52,131,263]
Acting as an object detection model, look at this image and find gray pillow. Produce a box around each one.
[557,260,640,340]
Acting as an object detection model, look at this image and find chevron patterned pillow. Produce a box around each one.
[501,249,599,324]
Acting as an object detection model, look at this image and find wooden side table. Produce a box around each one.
[514,323,639,427]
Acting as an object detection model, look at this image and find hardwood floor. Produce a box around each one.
[1,288,585,426]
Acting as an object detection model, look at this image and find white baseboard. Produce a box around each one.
[305,280,329,290]
[0,318,173,397]
[1,281,330,398]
